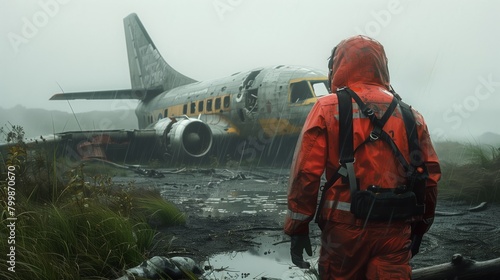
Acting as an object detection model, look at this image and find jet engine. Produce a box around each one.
[154,117,213,158]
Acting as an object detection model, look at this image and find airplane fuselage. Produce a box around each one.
[137,65,328,140]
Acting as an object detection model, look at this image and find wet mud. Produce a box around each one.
[114,167,500,279]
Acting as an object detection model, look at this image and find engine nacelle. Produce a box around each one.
[154,117,213,158]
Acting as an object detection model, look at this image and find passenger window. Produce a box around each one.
[223,96,230,108]
[215,97,221,110]
[207,99,213,112]
[183,104,187,115]
[190,102,196,114]
[198,100,204,112]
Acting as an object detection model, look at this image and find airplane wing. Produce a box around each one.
[0,116,237,165]
[50,88,163,100]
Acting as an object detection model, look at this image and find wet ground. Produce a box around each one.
[114,167,500,279]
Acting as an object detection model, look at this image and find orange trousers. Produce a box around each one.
[318,221,412,280]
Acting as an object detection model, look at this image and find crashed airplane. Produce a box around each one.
[24,13,329,163]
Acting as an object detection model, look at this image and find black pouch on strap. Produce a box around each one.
[350,187,425,221]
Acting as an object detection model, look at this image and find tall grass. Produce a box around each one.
[437,142,500,203]
[1,204,155,279]
[0,142,185,280]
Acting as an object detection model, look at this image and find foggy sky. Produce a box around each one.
[1,0,499,142]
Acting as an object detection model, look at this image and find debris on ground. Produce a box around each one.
[116,256,202,280]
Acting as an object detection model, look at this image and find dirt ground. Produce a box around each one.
[114,167,500,276]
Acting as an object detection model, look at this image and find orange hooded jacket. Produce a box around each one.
[284,36,441,236]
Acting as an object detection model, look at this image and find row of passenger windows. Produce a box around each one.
[183,95,230,115]
[144,95,231,125]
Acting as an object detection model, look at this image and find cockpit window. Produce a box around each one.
[290,81,313,103]
[311,81,329,97]
[289,79,329,103]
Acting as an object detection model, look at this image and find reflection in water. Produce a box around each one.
[201,190,288,217]
[202,234,319,280]
[157,176,290,218]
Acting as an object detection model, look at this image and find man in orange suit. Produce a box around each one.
[284,35,441,279]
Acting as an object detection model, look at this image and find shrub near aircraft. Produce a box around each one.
[38,14,329,164]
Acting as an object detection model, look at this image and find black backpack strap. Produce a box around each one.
[338,88,354,164]
[314,88,355,223]
[336,88,357,196]
[399,100,428,204]
[314,167,342,224]
[400,101,421,170]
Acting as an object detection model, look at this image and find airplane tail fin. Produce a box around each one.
[123,13,196,98]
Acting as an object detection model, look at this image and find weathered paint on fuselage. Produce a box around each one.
[136,65,328,139]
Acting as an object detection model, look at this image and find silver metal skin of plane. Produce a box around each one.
[45,13,330,164]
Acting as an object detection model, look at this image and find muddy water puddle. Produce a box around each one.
[202,234,320,280]
[154,172,324,279]
[155,173,290,218]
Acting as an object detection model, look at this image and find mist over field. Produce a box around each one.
[2,106,500,168]
[0,106,137,142]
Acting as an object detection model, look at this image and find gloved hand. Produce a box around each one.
[290,235,312,268]
[410,234,423,258]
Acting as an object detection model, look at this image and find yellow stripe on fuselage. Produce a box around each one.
[258,118,302,137]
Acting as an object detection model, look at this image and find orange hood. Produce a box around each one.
[330,35,390,90]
